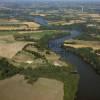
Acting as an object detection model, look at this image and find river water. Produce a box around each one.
[48,30,100,100]
[33,16,48,26]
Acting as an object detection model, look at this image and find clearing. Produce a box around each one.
[64,40,100,50]
[0,75,64,100]
[0,41,29,58]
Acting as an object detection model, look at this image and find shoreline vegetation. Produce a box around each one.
[63,45,100,74]
[0,54,79,100]
[0,21,99,100]
[0,30,79,100]
[0,2,100,100]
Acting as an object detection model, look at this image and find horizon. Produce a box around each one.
[1,0,100,2]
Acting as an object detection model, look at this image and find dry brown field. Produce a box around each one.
[0,75,64,100]
[64,40,100,50]
[0,41,29,59]
[0,18,40,30]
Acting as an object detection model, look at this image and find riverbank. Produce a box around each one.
[48,31,100,100]
[63,41,100,74]
[0,30,79,100]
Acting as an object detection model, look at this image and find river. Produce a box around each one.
[48,30,100,100]
[33,16,48,26]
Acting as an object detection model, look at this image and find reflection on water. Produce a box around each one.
[49,30,100,100]
[33,16,48,26]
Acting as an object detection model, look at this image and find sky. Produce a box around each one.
[1,0,100,2]
[3,0,100,1]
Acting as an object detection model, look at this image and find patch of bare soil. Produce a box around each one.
[0,75,64,100]
[64,40,100,50]
[0,42,28,58]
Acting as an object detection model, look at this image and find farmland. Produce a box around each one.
[0,18,40,31]
[0,75,64,100]
[64,40,100,50]
[0,27,78,100]
[0,1,100,100]
[64,40,100,74]
[0,41,29,58]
